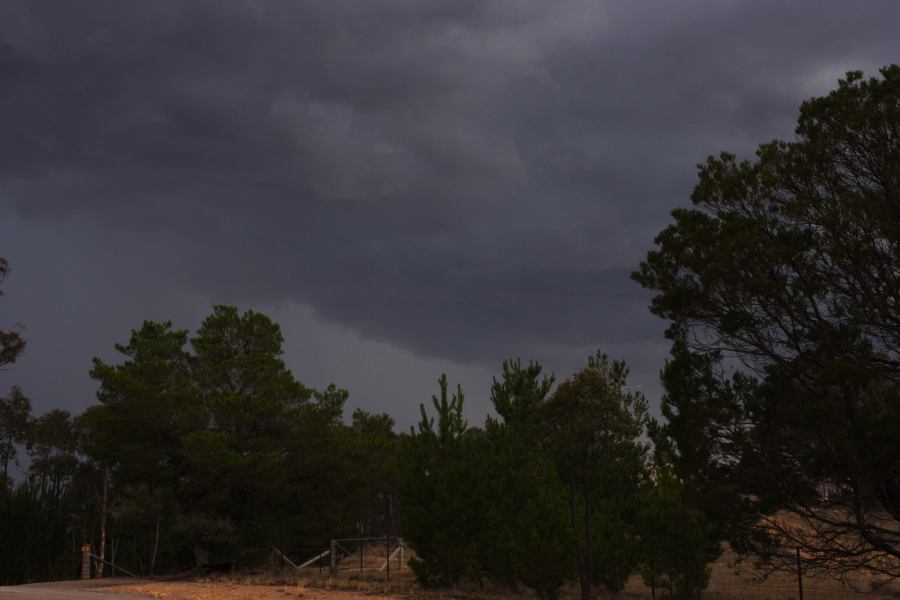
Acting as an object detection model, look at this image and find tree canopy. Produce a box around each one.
[1,294,722,595]
[0,258,26,370]
[79,307,399,577]
[634,65,900,578]
[544,353,649,599]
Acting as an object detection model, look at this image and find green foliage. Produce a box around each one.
[84,320,194,481]
[0,386,31,485]
[190,306,310,410]
[634,66,900,575]
[74,306,399,577]
[490,358,554,426]
[313,384,350,423]
[482,359,573,598]
[186,306,311,545]
[171,513,239,567]
[349,409,400,535]
[399,374,484,587]
[83,319,194,574]
[544,352,649,600]
[0,257,26,369]
[637,464,721,600]
[591,496,641,594]
[507,473,574,600]
[2,266,403,582]
[398,355,647,596]
[654,336,759,542]
[0,260,90,583]
[26,410,81,506]
[0,257,28,490]
[0,405,94,584]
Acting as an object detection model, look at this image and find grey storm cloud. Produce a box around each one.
[1,0,899,423]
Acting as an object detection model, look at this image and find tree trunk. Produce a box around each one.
[111,538,118,576]
[97,469,108,577]
[148,515,160,576]
[567,468,590,600]
[583,490,593,600]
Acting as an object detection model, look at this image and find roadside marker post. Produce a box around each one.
[81,544,91,579]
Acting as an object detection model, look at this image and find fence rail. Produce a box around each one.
[270,537,407,576]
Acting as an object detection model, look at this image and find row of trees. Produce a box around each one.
[3,284,716,597]
[0,387,86,583]
[3,275,718,597]
[399,356,721,600]
[0,304,398,583]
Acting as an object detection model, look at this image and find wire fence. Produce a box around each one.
[620,553,900,600]
[81,538,896,599]
[266,537,406,575]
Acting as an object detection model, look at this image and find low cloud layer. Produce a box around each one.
[1,1,898,425]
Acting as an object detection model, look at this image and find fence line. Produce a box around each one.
[269,537,406,576]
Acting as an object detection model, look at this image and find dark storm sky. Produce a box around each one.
[1,1,898,428]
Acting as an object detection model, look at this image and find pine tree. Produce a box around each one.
[544,353,648,600]
[399,374,484,587]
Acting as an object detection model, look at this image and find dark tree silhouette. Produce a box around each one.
[635,66,900,580]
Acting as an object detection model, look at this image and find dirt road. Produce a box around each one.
[105,581,402,600]
[0,578,150,600]
[1,579,406,600]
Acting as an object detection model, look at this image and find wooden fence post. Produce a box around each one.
[330,539,337,575]
[385,538,390,588]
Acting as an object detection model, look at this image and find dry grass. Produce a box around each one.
[617,546,899,599]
